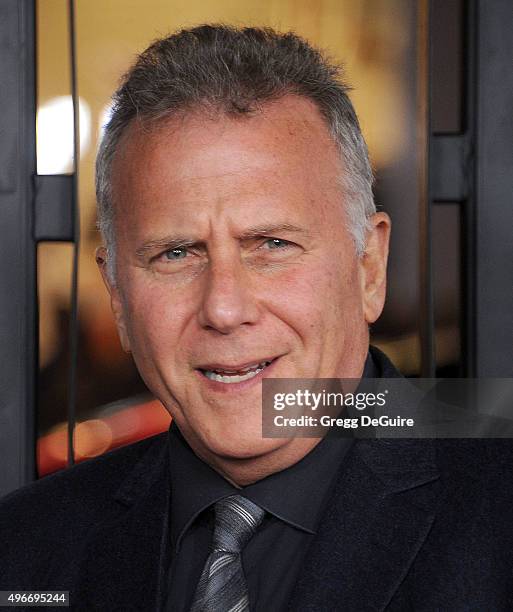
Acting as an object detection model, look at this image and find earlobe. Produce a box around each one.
[95,246,132,353]
[112,300,132,354]
[360,212,391,324]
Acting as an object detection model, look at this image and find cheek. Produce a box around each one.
[262,257,361,337]
[121,279,192,361]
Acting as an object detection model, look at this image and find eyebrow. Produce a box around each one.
[135,223,311,258]
[238,223,311,240]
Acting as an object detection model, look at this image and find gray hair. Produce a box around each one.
[96,24,375,281]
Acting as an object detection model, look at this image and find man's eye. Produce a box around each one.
[263,238,291,250]
[164,247,188,260]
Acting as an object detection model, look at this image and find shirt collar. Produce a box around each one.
[241,434,353,534]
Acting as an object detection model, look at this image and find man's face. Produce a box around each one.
[100,95,389,473]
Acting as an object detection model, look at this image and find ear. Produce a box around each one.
[358,212,391,324]
[95,246,131,353]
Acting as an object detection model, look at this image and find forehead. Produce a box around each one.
[109,95,346,237]
[112,95,341,182]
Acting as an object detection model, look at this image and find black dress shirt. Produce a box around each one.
[165,353,377,612]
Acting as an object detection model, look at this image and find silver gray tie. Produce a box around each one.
[189,495,265,612]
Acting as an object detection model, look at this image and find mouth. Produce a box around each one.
[196,357,278,385]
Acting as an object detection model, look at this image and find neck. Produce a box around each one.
[198,437,324,486]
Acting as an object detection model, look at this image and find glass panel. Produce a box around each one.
[38,242,73,433]
[36,1,74,473]
[36,0,72,174]
[432,203,462,376]
[431,0,464,134]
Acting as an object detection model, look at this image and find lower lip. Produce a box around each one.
[195,358,280,393]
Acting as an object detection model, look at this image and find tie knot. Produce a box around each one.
[211,495,265,554]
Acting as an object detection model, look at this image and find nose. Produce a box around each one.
[197,257,260,334]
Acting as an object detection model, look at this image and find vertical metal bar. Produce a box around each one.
[66,0,80,467]
[473,0,513,376]
[0,0,37,495]
[461,0,477,377]
[418,0,436,376]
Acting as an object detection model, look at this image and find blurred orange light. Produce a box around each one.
[74,419,113,459]
[37,399,171,477]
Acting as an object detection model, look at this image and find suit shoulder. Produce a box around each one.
[0,432,167,532]
[0,432,168,588]
[434,438,513,508]
[435,438,513,472]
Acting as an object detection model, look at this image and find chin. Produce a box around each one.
[203,430,289,461]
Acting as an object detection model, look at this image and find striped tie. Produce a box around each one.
[189,495,265,612]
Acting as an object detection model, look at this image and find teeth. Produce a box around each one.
[203,361,270,383]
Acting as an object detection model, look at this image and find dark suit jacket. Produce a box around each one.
[1,349,513,611]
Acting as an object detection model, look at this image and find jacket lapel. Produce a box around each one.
[288,437,441,611]
[74,435,171,611]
